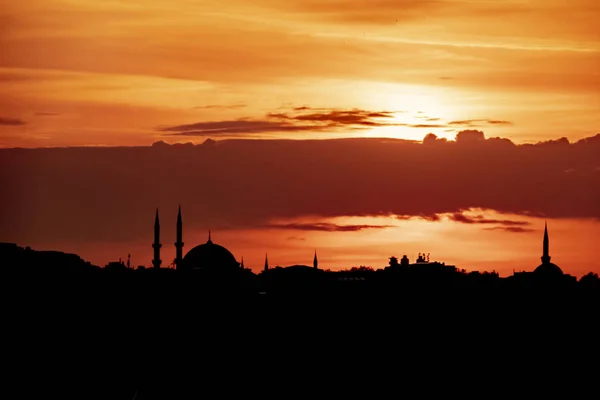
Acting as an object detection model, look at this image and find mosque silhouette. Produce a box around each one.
[533,221,563,276]
[151,205,318,273]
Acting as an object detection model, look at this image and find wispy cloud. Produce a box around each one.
[448,212,530,226]
[448,119,513,127]
[483,226,535,233]
[0,117,26,126]
[160,106,401,136]
[264,222,393,232]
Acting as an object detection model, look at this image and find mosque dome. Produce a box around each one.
[180,236,239,272]
[534,263,563,276]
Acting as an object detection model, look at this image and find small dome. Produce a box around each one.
[180,239,239,272]
[534,263,563,276]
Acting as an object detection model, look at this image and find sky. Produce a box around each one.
[0,0,599,276]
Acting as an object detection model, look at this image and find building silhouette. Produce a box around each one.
[152,209,162,269]
[174,205,184,268]
[533,221,563,277]
[151,207,319,274]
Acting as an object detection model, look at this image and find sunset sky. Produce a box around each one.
[1,0,599,277]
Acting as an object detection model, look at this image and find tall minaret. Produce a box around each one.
[240,257,245,270]
[541,221,551,264]
[174,205,184,268]
[152,208,162,269]
[313,250,318,269]
[264,253,269,272]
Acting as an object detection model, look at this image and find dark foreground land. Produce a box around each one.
[2,249,599,399]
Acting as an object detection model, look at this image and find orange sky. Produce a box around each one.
[1,1,599,277]
[1,0,598,146]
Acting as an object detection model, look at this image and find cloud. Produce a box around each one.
[160,107,401,136]
[396,214,441,222]
[160,119,327,136]
[264,222,393,232]
[35,112,60,116]
[448,119,513,127]
[162,106,515,138]
[409,124,447,128]
[0,117,25,126]
[1,131,598,243]
[483,226,535,233]
[447,212,530,226]
[286,236,306,241]
[268,108,396,125]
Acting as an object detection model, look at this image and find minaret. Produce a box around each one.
[174,205,184,268]
[207,230,212,244]
[152,208,162,269]
[313,250,318,269]
[240,257,245,270]
[264,253,269,272]
[541,221,551,264]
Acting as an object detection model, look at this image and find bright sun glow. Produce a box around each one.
[358,82,466,141]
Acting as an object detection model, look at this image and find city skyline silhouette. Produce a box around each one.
[2,203,596,283]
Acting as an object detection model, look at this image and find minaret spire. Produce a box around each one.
[207,230,212,243]
[264,253,269,272]
[174,205,184,269]
[541,221,551,264]
[313,250,318,269]
[152,208,162,269]
[240,256,244,270]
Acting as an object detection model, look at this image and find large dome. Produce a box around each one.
[534,263,563,276]
[180,238,239,272]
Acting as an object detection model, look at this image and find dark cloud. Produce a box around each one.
[448,119,513,127]
[1,131,598,244]
[398,211,534,232]
[264,222,393,232]
[422,133,448,145]
[164,107,513,137]
[456,129,486,144]
[396,214,441,222]
[423,131,517,148]
[269,108,396,125]
[161,107,400,136]
[483,227,535,233]
[161,119,330,136]
[0,117,25,126]
[409,124,447,128]
[286,236,306,241]
[448,212,530,226]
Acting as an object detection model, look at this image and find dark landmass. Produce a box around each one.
[2,243,598,399]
